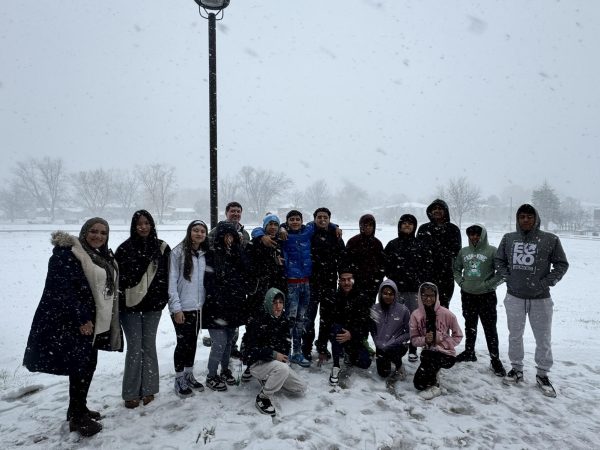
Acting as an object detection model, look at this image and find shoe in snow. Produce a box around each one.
[69,415,102,437]
[490,358,506,377]
[408,352,418,363]
[241,367,253,383]
[503,368,524,385]
[184,372,205,391]
[255,392,276,416]
[456,351,477,362]
[419,385,442,400]
[206,375,227,392]
[329,366,340,386]
[221,368,237,386]
[536,375,557,398]
[290,353,311,368]
[174,376,194,398]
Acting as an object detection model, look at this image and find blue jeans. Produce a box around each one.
[286,280,310,354]
[207,328,236,377]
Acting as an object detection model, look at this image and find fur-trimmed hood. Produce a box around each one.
[51,230,78,248]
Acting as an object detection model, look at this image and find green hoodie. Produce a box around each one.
[263,287,285,316]
[453,224,503,294]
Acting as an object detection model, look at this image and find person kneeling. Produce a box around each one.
[371,280,411,382]
[410,282,463,400]
[243,288,307,416]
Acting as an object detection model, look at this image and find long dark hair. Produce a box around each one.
[182,220,208,282]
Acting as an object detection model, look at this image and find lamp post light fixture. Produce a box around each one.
[193,0,230,228]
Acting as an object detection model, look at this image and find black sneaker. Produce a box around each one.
[206,375,227,392]
[221,368,237,386]
[408,352,418,362]
[456,351,477,362]
[536,375,557,398]
[503,368,524,385]
[255,392,276,416]
[184,372,205,391]
[174,376,194,398]
[241,367,253,383]
[490,358,506,377]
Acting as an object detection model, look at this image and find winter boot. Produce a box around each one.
[69,415,103,437]
[490,358,506,377]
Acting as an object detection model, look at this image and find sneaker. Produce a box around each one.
[221,369,237,386]
[408,352,418,363]
[290,353,311,368]
[241,367,253,383]
[419,385,442,400]
[184,372,205,391]
[456,351,477,362]
[536,375,557,398]
[490,358,506,377]
[329,366,340,386]
[255,392,276,416]
[503,368,524,385]
[69,415,103,437]
[206,375,227,392]
[202,336,212,347]
[174,376,194,398]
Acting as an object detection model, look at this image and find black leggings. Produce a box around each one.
[68,349,98,416]
[461,290,499,358]
[172,310,201,373]
[375,346,408,377]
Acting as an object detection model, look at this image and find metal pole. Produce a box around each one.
[208,12,218,229]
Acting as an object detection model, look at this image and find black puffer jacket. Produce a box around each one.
[311,225,346,286]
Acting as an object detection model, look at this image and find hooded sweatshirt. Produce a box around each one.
[495,204,569,299]
[384,214,426,292]
[344,214,386,288]
[453,223,503,295]
[370,279,411,351]
[417,199,462,277]
[409,282,463,356]
[243,288,291,366]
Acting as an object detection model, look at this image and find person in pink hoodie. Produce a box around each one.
[410,282,463,399]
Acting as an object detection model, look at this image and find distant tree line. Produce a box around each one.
[0,157,593,230]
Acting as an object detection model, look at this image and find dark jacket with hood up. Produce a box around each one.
[243,288,291,367]
[344,214,386,291]
[417,200,462,279]
[202,221,248,329]
[384,214,426,292]
[115,210,171,312]
[495,205,569,299]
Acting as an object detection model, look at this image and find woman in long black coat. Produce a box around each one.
[23,218,122,437]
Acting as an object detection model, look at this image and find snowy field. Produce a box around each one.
[0,224,599,449]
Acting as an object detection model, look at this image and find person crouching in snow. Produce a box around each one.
[410,282,463,399]
[370,280,411,382]
[243,288,307,416]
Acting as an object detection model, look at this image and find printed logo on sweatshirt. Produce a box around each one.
[511,242,537,272]
[464,253,487,278]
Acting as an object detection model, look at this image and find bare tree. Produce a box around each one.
[332,180,370,220]
[112,169,140,223]
[71,169,113,216]
[289,189,305,210]
[556,196,589,231]
[304,179,332,212]
[237,166,292,220]
[443,177,482,228]
[137,164,177,224]
[12,157,66,221]
[219,175,241,207]
[0,180,31,222]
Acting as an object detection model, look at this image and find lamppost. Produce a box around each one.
[193,0,230,229]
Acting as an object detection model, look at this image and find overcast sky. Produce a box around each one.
[1,0,599,203]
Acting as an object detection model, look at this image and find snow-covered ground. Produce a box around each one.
[0,225,599,449]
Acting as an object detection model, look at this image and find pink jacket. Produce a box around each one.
[409,284,463,356]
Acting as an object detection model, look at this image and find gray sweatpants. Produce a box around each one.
[121,310,162,401]
[249,360,307,397]
[504,293,554,376]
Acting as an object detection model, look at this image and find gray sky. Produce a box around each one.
[1,0,599,203]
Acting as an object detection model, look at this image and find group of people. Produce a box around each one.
[23,199,569,437]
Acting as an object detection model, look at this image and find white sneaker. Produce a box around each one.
[329,367,340,386]
[419,385,442,400]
